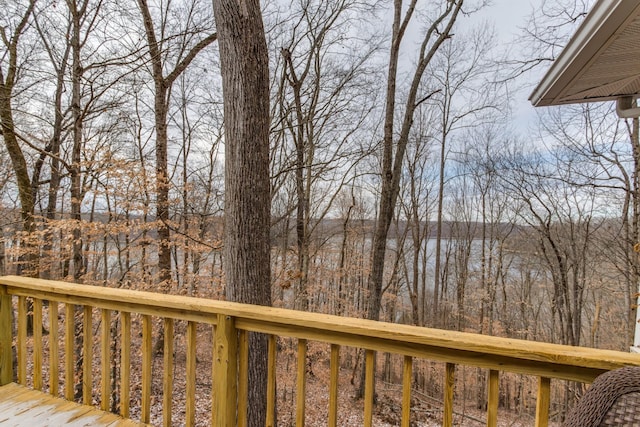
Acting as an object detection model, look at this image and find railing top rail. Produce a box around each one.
[2,275,639,383]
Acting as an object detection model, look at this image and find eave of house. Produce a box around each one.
[530,0,640,107]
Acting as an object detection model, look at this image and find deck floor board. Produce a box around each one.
[0,383,148,426]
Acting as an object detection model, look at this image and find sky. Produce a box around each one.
[398,0,547,135]
[481,0,544,132]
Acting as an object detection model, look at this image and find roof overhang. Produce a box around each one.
[530,0,640,107]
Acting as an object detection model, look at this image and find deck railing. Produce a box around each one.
[1,275,640,427]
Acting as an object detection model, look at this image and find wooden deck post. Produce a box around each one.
[0,285,12,385]
[215,314,238,427]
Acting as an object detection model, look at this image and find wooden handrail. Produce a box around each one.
[2,274,640,426]
[2,275,638,382]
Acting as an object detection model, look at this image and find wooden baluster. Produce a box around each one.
[33,298,42,390]
[186,321,197,427]
[328,344,340,427]
[487,369,499,427]
[266,334,277,427]
[237,329,249,427]
[83,305,92,405]
[163,318,174,427]
[100,309,110,411]
[214,314,238,427]
[49,301,59,396]
[364,350,375,427]
[65,304,74,400]
[120,311,131,418]
[211,324,216,427]
[535,377,551,427]
[443,363,456,427]
[141,314,152,424]
[0,285,12,386]
[297,338,308,427]
[17,296,27,385]
[402,356,413,427]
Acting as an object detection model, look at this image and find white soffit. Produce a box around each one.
[530,0,640,107]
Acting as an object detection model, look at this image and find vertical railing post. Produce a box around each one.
[487,369,499,427]
[296,338,308,427]
[443,363,455,427]
[215,314,238,427]
[535,377,551,427]
[0,285,13,385]
[401,355,413,427]
[364,350,375,427]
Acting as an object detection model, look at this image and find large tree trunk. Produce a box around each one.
[213,1,272,426]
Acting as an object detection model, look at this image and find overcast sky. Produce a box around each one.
[483,0,543,132]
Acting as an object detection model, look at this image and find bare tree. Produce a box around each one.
[506,0,591,78]
[135,0,217,288]
[398,105,438,326]
[538,103,640,347]
[366,0,466,326]
[0,0,37,275]
[428,24,501,325]
[270,0,379,310]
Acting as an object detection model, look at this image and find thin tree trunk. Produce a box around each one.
[68,0,86,282]
[631,117,640,347]
[433,126,446,326]
[361,2,464,398]
[136,0,217,289]
[0,0,38,277]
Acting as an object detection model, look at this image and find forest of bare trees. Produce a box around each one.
[1,0,639,422]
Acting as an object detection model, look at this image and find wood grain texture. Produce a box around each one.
[100,309,110,411]
[443,363,455,427]
[120,311,131,418]
[296,338,307,427]
[3,275,640,427]
[163,317,174,427]
[33,298,42,390]
[402,355,413,427]
[266,334,276,427]
[0,382,149,426]
[49,301,59,396]
[329,344,340,427]
[17,296,26,385]
[2,275,637,384]
[211,325,216,427]
[141,314,152,423]
[238,329,249,427]
[214,314,238,426]
[535,377,551,427]
[82,305,92,406]
[186,321,197,427]
[64,303,74,400]
[0,286,12,386]
[487,369,499,427]
[364,350,375,427]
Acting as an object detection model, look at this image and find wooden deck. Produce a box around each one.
[0,383,147,426]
